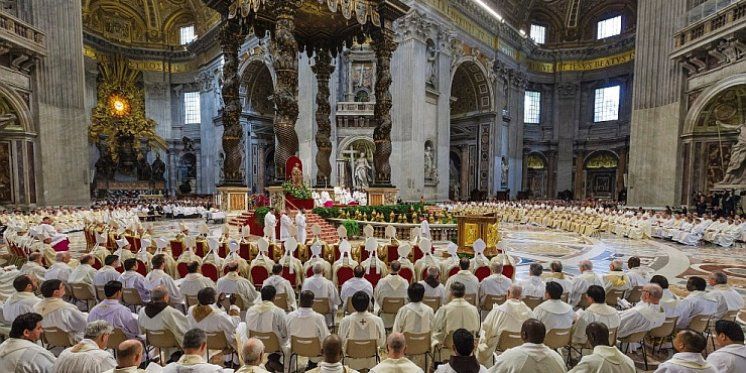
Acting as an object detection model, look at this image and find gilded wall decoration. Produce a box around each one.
[585,152,619,169]
[89,54,167,182]
[0,142,10,203]
[694,85,746,131]
[526,154,546,170]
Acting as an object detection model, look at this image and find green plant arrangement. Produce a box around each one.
[255,207,270,227]
[342,219,360,237]
[313,203,428,222]
[282,181,312,199]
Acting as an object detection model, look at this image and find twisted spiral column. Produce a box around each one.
[219,17,244,185]
[371,27,396,186]
[312,48,334,186]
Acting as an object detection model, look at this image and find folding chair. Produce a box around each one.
[463,293,478,307]
[107,328,128,354]
[423,297,441,312]
[523,296,544,309]
[544,328,572,365]
[480,294,506,317]
[290,336,322,372]
[605,289,626,308]
[249,330,284,364]
[647,316,678,355]
[404,332,431,372]
[185,294,199,308]
[95,285,106,302]
[380,298,406,328]
[312,298,334,330]
[619,330,649,370]
[344,339,379,369]
[206,331,234,363]
[43,327,75,349]
[626,286,643,304]
[122,288,143,310]
[273,292,290,311]
[70,283,97,311]
[146,329,181,365]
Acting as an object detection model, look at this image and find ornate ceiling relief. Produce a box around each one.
[694,85,746,132]
[82,0,219,49]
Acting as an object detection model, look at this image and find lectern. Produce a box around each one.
[455,214,501,256]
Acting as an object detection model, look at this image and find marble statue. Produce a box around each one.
[424,143,438,182]
[354,152,371,190]
[426,40,438,87]
[501,156,509,188]
[216,151,225,184]
[0,113,16,130]
[718,120,746,185]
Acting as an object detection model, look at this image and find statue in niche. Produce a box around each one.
[151,153,166,182]
[426,40,438,88]
[424,143,438,183]
[216,151,225,184]
[501,156,509,189]
[291,163,304,188]
[354,151,372,190]
[717,120,746,185]
[0,113,16,130]
[136,149,151,181]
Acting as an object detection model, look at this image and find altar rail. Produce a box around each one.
[329,219,458,242]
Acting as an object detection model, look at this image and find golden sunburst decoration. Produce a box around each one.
[107,93,131,117]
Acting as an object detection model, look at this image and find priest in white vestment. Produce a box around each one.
[338,291,386,371]
[706,319,746,373]
[479,261,511,308]
[0,312,57,373]
[675,276,718,329]
[286,291,331,369]
[279,211,293,242]
[374,260,409,327]
[445,258,480,302]
[533,281,574,331]
[2,274,40,323]
[570,260,605,307]
[617,284,666,339]
[302,262,341,325]
[626,256,650,288]
[162,329,227,372]
[264,210,277,243]
[433,282,480,362]
[217,261,259,311]
[306,335,360,373]
[707,271,744,319]
[94,254,121,288]
[369,332,424,373]
[242,286,289,372]
[542,261,572,299]
[145,254,184,306]
[571,285,621,345]
[420,266,448,305]
[186,287,240,353]
[45,251,73,282]
[340,265,374,310]
[435,328,489,373]
[477,284,534,365]
[295,209,307,244]
[180,260,216,298]
[568,322,635,373]
[603,259,631,292]
[53,320,117,373]
[138,286,190,346]
[20,252,47,282]
[262,263,297,311]
[33,279,88,341]
[118,258,150,303]
[102,340,145,373]
[518,263,546,299]
[392,282,434,334]
[655,330,717,373]
[489,319,566,373]
[69,254,97,294]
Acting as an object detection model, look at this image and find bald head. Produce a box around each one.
[116,340,143,368]
[386,332,406,358]
[643,283,663,304]
[610,259,623,271]
[508,284,522,300]
[321,335,343,363]
[578,260,593,272]
[55,252,70,262]
[242,338,264,366]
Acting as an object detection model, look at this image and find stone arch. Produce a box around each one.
[525,152,549,199]
[240,60,275,115]
[583,150,619,200]
[584,150,620,168]
[450,58,494,114]
[684,74,746,135]
[337,136,375,190]
[0,84,33,134]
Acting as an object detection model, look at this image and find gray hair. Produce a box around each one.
[644,284,663,300]
[387,332,406,353]
[427,266,440,278]
[150,286,168,302]
[182,328,207,349]
[450,281,466,298]
[490,261,503,274]
[242,337,265,365]
[710,271,728,285]
[313,262,324,275]
[579,260,593,271]
[84,320,113,340]
[508,284,522,299]
[610,259,624,271]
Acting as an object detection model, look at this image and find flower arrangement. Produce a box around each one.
[255,207,271,227]
[282,181,312,200]
[251,194,270,207]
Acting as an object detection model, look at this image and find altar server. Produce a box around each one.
[264,209,278,243]
[280,210,293,242]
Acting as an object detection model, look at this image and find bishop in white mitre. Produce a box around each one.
[361,236,388,280]
[413,238,440,281]
[303,241,332,280]
[249,237,276,285]
[278,237,304,287]
[223,240,250,277]
[438,242,460,284]
[333,239,359,286]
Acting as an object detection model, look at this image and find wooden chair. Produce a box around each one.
[312,298,334,329]
[43,327,74,349]
[626,286,643,304]
[290,336,322,372]
[273,292,290,311]
[106,328,128,352]
[463,293,478,307]
[423,297,442,312]
[647,316,678,355]
[70,283,97,311]
[544,328,572,352]
[206,331,234,363]
[95,285,106,302]
[185,294,199,308]
[619,330,649,370]
[146,329,181,365]
[344,339,379,368]
[404,332,432,372]
[687,314,711,334]
[249,330,283,363]
[381,298,406,321]
[605,289,626,308]
[122,288,143,310]
[480,294,506,316]
[523,296,544,309]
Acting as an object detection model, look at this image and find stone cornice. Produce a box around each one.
[83,32,194,62]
